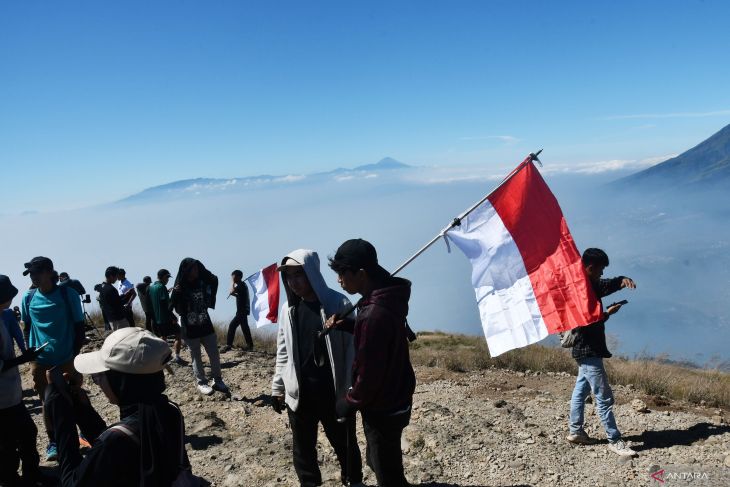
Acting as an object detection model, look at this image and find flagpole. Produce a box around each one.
[390,149,542,277]
[319,150,543,332]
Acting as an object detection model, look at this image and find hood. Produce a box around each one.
[280,249,342,315]
[173,258,219,309]
[364,276,411,319]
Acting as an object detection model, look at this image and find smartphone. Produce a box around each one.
[607,300,628,307]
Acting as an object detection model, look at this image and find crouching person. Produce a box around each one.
[271,250,364,487]
[327,239,416,487]
[45,327,197,486]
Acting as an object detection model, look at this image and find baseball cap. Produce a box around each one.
[0,275,19,303]
[22,256,54,276]
[74,327,172,375]
[277,256,302,271]
[157,268,171,280]
[331,239,391,279]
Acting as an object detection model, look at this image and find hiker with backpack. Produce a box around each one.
[326,239,416,487]
[565,248,637,457]
[170,258,229,396]
[0,275,48,486]
[45,327,197,486]
[271,249,364,487]
[136,276,155,332]
[19,257,87,462]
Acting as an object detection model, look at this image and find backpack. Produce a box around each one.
[107,405,200,487]
[559,328,578,348]
[25,286,86,354]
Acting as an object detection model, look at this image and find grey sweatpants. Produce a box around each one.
[184,332,222,385]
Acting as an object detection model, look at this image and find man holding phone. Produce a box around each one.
[566,248,637,457]
[20,256,86,462]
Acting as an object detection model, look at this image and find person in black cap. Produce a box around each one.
[222,270,252,352]
[0,274,46,486]
[326,239,416,487]
[98,267,127,331]
[20,257,87,463]
[148,269,184,364]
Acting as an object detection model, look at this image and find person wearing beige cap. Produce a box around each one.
[44,327,196,486]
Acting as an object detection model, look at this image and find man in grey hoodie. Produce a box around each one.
[271,249,363,487]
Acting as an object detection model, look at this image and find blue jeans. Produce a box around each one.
[569,356,621,442]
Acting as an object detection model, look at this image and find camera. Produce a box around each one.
[82,294,92,304]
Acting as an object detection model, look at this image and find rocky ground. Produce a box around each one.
[19,337,730,487]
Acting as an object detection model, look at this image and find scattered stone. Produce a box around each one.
[494,399,507,408]
[631,399,649,413]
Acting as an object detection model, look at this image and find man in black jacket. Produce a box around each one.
[567,248,637,457]
[222,270,252,352]
[327,239,416,487]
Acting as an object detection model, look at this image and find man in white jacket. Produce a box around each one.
[271,249,363,487]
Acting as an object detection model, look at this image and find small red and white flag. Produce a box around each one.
[245,263,280,327]
[447,160,601,356]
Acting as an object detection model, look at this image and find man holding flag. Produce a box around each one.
[328,239,415,487]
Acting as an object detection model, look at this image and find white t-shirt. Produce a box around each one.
[117,279,134,296]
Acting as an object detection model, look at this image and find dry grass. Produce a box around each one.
[86,309,729,407]
[410,331,730,408]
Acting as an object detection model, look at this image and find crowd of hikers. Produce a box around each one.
[0,240,636,487]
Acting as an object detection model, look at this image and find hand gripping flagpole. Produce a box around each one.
[320,150,543,336]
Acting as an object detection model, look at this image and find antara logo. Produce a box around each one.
[650,468,665,483]
[650,467,709,483]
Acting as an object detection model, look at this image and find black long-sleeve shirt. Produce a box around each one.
[572,276,625,360]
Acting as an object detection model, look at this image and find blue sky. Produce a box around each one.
[2,0,730,212]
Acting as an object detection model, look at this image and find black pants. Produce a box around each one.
[362,408,411,487]
[124,306,135,327]
[287,398,363,486]
[0,402,39,482]
[226,313,253,348]
[143,312,154,332]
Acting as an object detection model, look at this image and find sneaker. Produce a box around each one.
[212,379,230,394]
[608,439,637,457]
[220,345,232,353]
[45,442,58,462]
[197,383,214,395]
[566,430,597,445]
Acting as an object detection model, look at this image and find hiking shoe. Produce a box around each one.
[212,379,230,394]
[78,433,92,450]
[173,355,187,365]
[197,383,214,395]
[566,431,597,445]
[608,439,637,457]
[45,442,58,462]
[220,345,232,353]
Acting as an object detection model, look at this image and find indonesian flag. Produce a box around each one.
[245,263,280,327]
[447,161,601,357]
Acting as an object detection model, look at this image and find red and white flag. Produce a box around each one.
[447,161,601,356]
[245,263,280,327]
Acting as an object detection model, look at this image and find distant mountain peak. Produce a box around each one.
[116,157,413,205]
[617,123,730,189]
[354,157,410,171]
